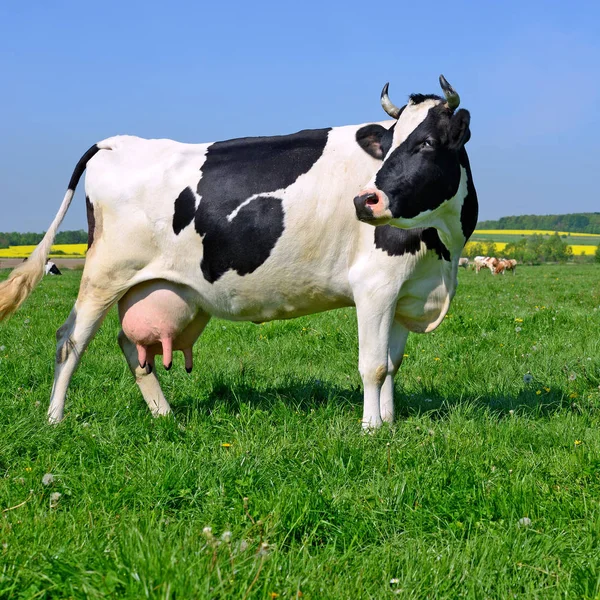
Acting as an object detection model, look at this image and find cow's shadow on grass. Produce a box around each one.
[171,377,579,422]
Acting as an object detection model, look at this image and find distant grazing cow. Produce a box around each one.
[493,259,506,275]
[0,76,478,429]
[44,260,62,276]
[458,257,469,269]
[493,258,517,275]
[503,259,517,274]
[485,257,499,274]
[474,256,489,273]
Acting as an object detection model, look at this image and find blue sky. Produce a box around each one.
[1,0,599,231]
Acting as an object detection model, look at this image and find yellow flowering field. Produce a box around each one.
[569,245,597,256]
[0,244,87,258]
[475,229,600,237]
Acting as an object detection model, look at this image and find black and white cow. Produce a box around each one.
[0,76,477,428]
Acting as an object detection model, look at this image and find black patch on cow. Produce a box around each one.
[356,124,395,159]
[374,226,450,261]
[68,145,100,191]
[172,187,196,235]
[86,196,95,249]
[409,93,443,105]
[374,105,470,220]
[197,195,286,282]
[175,128,331,283]
[458,148,478,240]
[48,263,62,275]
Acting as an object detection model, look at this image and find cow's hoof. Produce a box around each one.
[361,420,383,432]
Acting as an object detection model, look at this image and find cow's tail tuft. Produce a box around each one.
[0,145,100,321]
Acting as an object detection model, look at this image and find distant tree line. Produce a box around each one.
[465,233,577,264]
[477,213,600,234]
[0,230,87,248]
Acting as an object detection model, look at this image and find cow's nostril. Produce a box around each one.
[365,193,379,206]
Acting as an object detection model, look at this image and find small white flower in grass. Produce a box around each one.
[221,531,232,543]
[517,517,532,528]
[390,578,400,585]
[0,346,5,352]
[49,492,61,508]
[569,372,577,381]
[24,319,30,325]
[523,374,533,384]
[42,473,55,486]
[239,540,249,552]
[515,326,522,333]
[258,542,270,555]
[202,526,213,540]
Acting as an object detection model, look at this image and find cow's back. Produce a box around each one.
[83,129,384,321]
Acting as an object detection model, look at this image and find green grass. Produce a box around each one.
[0,265,599,599]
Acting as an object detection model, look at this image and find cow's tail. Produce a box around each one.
[0,144,100,321]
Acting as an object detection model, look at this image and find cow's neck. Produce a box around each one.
[425,165,472,261]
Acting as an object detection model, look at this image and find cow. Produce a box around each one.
[494,259,507,275]
[502,258,517,274]
[473,256,488,273]
[458,257,469,269]
[475,256,499,274]
[45,260,62,276]
[0,75,477,429]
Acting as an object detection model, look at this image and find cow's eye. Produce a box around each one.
[422,139,435,149]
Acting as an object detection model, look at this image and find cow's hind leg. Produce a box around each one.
[48,297,114,423]
[380,321,409,424]
[118,330,172,416]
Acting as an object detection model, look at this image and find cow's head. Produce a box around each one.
[354,75,471,228]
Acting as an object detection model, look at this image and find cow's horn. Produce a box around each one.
[380,83,401,119]
[439,74,460,110]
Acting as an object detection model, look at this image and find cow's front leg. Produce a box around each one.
[117,330,172,417]
[380,321,409,424]
[354,294,396,429]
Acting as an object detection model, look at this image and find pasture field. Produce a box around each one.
[0,265,599,598]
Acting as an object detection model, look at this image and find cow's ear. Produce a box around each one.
[448,109,471,150]
[356,124,389,159]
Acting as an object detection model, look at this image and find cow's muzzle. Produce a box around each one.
[353,189,392,223]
